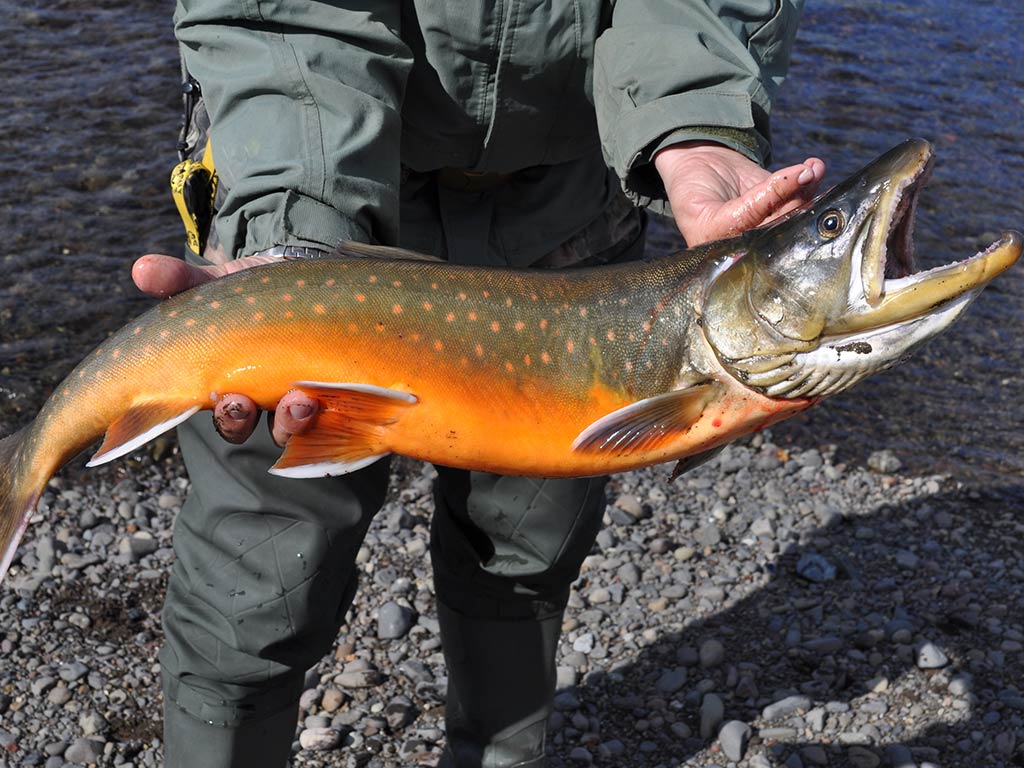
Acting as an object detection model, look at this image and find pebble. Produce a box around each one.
[796,553,836,582]
[58,662,89,683]
[321,687,345,712]
[718,720,751,761]
[915,641,950,669]
[64,739,103,764]
[762,695,812,721]
[377,601,417,640]
[700,692,724,739]
[866,449,902,473]
[699,638,726,668]
[655,668,687,694]
[299,727,342,751]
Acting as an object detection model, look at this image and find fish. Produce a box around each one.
[0,138,1019,582]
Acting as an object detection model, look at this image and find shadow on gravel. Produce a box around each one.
[568,483,1024,768]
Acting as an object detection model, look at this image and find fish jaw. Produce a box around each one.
[832,230,1021,335]
[701,139,1020,401]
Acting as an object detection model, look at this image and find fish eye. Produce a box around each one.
[817,209,845,238]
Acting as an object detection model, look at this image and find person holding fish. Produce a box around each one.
[132,2,826,766]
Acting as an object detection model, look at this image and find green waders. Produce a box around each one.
[160,179,646,768]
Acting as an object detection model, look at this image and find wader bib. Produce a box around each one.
[162,75,646,768]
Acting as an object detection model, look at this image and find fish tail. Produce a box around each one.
[0,426,48,584]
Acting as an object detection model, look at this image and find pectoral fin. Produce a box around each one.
[572,384,719,456]
[87,402,201,466]
[269,382,418,478]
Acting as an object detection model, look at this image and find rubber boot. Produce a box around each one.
[437,601,563,767]
[163,697,298,768]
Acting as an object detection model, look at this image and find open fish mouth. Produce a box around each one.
[835,140,1021,336]
[735,139,1021,401]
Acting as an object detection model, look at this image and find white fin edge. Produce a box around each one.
[86,406,201,467]
[292,381,418,403]
[268,453,388,478]
[571,399,657,451]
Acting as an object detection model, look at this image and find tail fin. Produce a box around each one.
[0,428,44,584]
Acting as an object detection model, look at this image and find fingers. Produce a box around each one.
[679,157,827,246]
[213,394,260,444]
[132,252,283,299]
[735,157,827,231]
[210,391,320,447]
[269,390,321,448]
[766,157,826,215]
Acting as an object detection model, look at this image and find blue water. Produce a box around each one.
[1,0,1022,486]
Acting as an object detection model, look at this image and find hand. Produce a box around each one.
[132,252,320,447]
[654,141,826,247]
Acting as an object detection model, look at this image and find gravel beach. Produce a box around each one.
[0,430,1020,768]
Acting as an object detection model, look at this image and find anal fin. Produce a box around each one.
[270,382,418,478]
[572,384,719,457]
[87,402,201,466]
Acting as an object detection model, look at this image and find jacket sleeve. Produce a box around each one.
[174,0,412,257]
[594,0,804,210]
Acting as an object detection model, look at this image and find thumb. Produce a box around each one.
[132,254,220,299]
[132,252,281,299]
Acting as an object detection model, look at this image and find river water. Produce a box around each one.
[1,0,1021,491]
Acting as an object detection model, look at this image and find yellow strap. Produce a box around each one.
[200,136,216,174]
[169,138,218,255]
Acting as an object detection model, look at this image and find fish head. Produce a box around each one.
[703,138,1021,399]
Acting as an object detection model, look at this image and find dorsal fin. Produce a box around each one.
[332,241,445,263]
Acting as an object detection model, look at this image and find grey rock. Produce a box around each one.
[801,745,829,765]
[655,668,687,694]
[335,668,382,689]
[762,695,812,721]
[796,553,836,582]
[572,633,595,654]
[568,747,593,764]
[30,676,57,697]
[696,523,722,548]
[805,707,826,732]
[64,739,103,765]
[884,744,915,767]
[377,601,416,640]
[867,450,902,473]
[58,662,89,683]
[718,720,751,761]
[915,641,949,669]
[556,666,578,689]
[847,745,881,768]
[321,687,345,713]
[78,710,107,736]
[299,727,342,751]
[700,693,724,739]
[699,638,726,668]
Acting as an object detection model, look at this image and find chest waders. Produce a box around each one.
[159,74,645,768]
